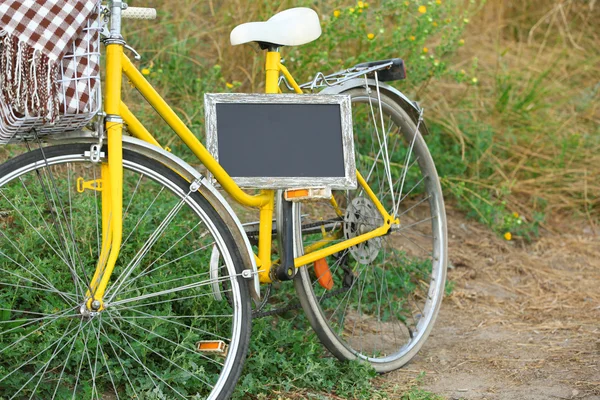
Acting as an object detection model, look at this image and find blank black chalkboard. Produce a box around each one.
[216,103,345,178]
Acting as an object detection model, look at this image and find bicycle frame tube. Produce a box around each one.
[86,43,125,309]
[90,46,399,293]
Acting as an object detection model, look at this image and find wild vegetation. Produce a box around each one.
[124,0,598,397]
[125,0,598,241]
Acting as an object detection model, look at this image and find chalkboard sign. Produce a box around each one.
[204,93,356,189]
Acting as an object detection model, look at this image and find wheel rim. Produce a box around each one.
[297,91,447,366]
[0,147,245,399]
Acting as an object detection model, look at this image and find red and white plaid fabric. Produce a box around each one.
[0,0,98,120]
[59,5,100,115]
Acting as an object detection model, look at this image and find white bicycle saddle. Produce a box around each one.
[230,7,321,47]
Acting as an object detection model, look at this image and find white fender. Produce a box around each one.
[319,78,429,136]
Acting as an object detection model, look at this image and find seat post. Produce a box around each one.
[265,46,280,94]
[263,45,297,281]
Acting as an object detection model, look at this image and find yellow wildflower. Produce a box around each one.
[333,9,341,17]
[409,35,416,41]
[432,21,438,27]
[358,1,365,8]
[436,0,442,3]
[513,212,519,218]
[504,232,512,241]
[367,33,375,40]
[463,18,470,23]
[358,8,363,13]
[458,39,465,46]
[459,69,466,74]
[422,47,428,53]
[349,7,355,13]
[141,68,151,76]
[418,5,427,14]
[472,77,478,84]
[404,1,409,5]
[226,82,234,89]
[364,2,369,8]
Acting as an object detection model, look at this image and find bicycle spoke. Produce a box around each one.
[0,281,78,304]
[51,318,86,400]
[0,318,81,386]
[110,306,232,343]
[17,176,65,260]
[104,315,190,399]
[0,261,76,304]
[118,314,225,368]
[109,288,234,310]
[71,323,91,399]
[107,193,188,302]
[120,186,165,251]
[108,273,235,309]
[0,206,86,296]
[0,308,73,345]
[20,320,76,400]
[123,173,145,218]
[396,216,436,233]
[94,317,120,400]
[394,111,424,216]
[34,147,90,296]
[99,322,141,399]
[117,267,222,297]
[116,227,212,295]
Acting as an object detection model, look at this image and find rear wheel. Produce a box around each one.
[0,143,251,399]
[294,88,447,372]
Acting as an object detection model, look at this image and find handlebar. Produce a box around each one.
[121,6,157,20]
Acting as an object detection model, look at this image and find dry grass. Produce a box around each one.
[424,0,600,225]
[381,204,600,397]
[445,204,599,394]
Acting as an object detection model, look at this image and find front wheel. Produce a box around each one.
[294,88,448,372]
[0,143,251,399]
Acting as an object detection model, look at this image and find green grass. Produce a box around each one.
[236,316,382,399]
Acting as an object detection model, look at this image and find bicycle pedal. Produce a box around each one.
[314,258,334,290]
[285,187,331,202]
[196,340,228,357]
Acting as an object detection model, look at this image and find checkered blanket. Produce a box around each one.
[0,0,98,121]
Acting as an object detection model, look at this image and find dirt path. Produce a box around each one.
[384,207,600,400]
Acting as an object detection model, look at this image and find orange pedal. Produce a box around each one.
[314,258,334,290]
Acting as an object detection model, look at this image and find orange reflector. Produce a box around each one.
[284,187,332,202]
[314,258,334,290]
[196,340,227,355]
[286,189,309,199]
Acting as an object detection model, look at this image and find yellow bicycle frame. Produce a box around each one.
[86,45,398,308]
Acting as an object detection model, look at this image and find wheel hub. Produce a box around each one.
[343,197,383,264]
[79,303,100,318]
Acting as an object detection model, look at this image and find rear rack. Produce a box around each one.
[280,58,406,92]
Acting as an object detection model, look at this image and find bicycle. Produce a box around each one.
[0,3,447,399]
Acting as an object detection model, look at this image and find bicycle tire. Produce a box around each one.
[0,143,251,399]
[293,88,447,372]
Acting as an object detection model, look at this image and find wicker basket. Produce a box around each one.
[0,5,102,144]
